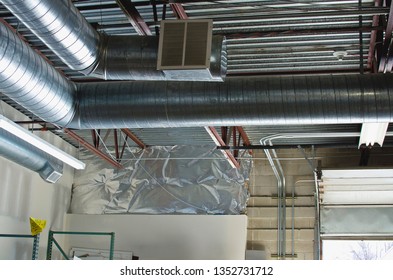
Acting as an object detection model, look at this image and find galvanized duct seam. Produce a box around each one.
[0,129,63,183]
[0,21,76,127]
[0,0,227,81]
[72,74,393,129]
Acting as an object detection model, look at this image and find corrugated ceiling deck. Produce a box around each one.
[0,0,383,78]
[181,0,380,75]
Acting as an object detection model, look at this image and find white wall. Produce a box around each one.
[0,102,76,259]
[64,214,247,260]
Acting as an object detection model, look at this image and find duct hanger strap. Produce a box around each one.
[72,74,393,129]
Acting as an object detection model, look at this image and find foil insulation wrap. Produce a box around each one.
[70,146,250,214]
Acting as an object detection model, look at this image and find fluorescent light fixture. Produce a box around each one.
[358,122,389,148]
[0,115,85,170]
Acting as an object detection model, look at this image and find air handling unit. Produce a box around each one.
[157,19,226,81]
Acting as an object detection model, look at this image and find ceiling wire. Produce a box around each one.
[93,129,118,161]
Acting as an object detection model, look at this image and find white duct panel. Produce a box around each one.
[320,207,393,235]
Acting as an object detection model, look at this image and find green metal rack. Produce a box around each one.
[46,230,115,260]
[0,233,40,260]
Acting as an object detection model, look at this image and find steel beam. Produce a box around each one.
[205,126,240,169]
[170,3,188,19]
[64,128,123,169]
[151,0,160,35]
[233,127,238,158]
[114,129,120,160]
[91,130,98,148]
[367,0,382,71]
[221,126,228,144]
[236,126,251,146]
[119,135,128,161]
[116,0,152,35]
[121,129,146,149]
[378,1,393,72]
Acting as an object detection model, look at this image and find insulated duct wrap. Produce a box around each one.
[0,129,63,183]
[0,0,101,73]
[0,20,76,127]
[70,146,250,214]
[72,74,393,129]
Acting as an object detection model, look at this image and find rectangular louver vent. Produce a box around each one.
[46,170,62,183]
[157,19,213,70]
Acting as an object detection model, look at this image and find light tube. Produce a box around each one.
[359,122,389,148]
[0,115,85,170]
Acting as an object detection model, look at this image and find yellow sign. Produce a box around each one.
[29,217,46,236]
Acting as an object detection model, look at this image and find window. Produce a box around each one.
[322,240,393,260]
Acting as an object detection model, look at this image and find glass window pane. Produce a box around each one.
[323,240,393,260]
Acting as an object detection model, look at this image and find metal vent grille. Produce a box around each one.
[45,170,63,183]
[157,20,213,70]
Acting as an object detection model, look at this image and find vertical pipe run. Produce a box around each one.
[314,169,322,260]
[291,177,295,258]
[261,136,286,259]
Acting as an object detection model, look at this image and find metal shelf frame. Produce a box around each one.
[47,230,115,260]
[0,233,40,260]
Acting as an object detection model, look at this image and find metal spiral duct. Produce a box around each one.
[0,0,101,74]
[92,35,226,81]
[0,0,227,81]
[1,15,393,130]
[0,129,63,183]
[71,74,393,129]
[0,21,76,127]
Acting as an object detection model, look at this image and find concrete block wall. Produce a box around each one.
[246,146,393,260]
